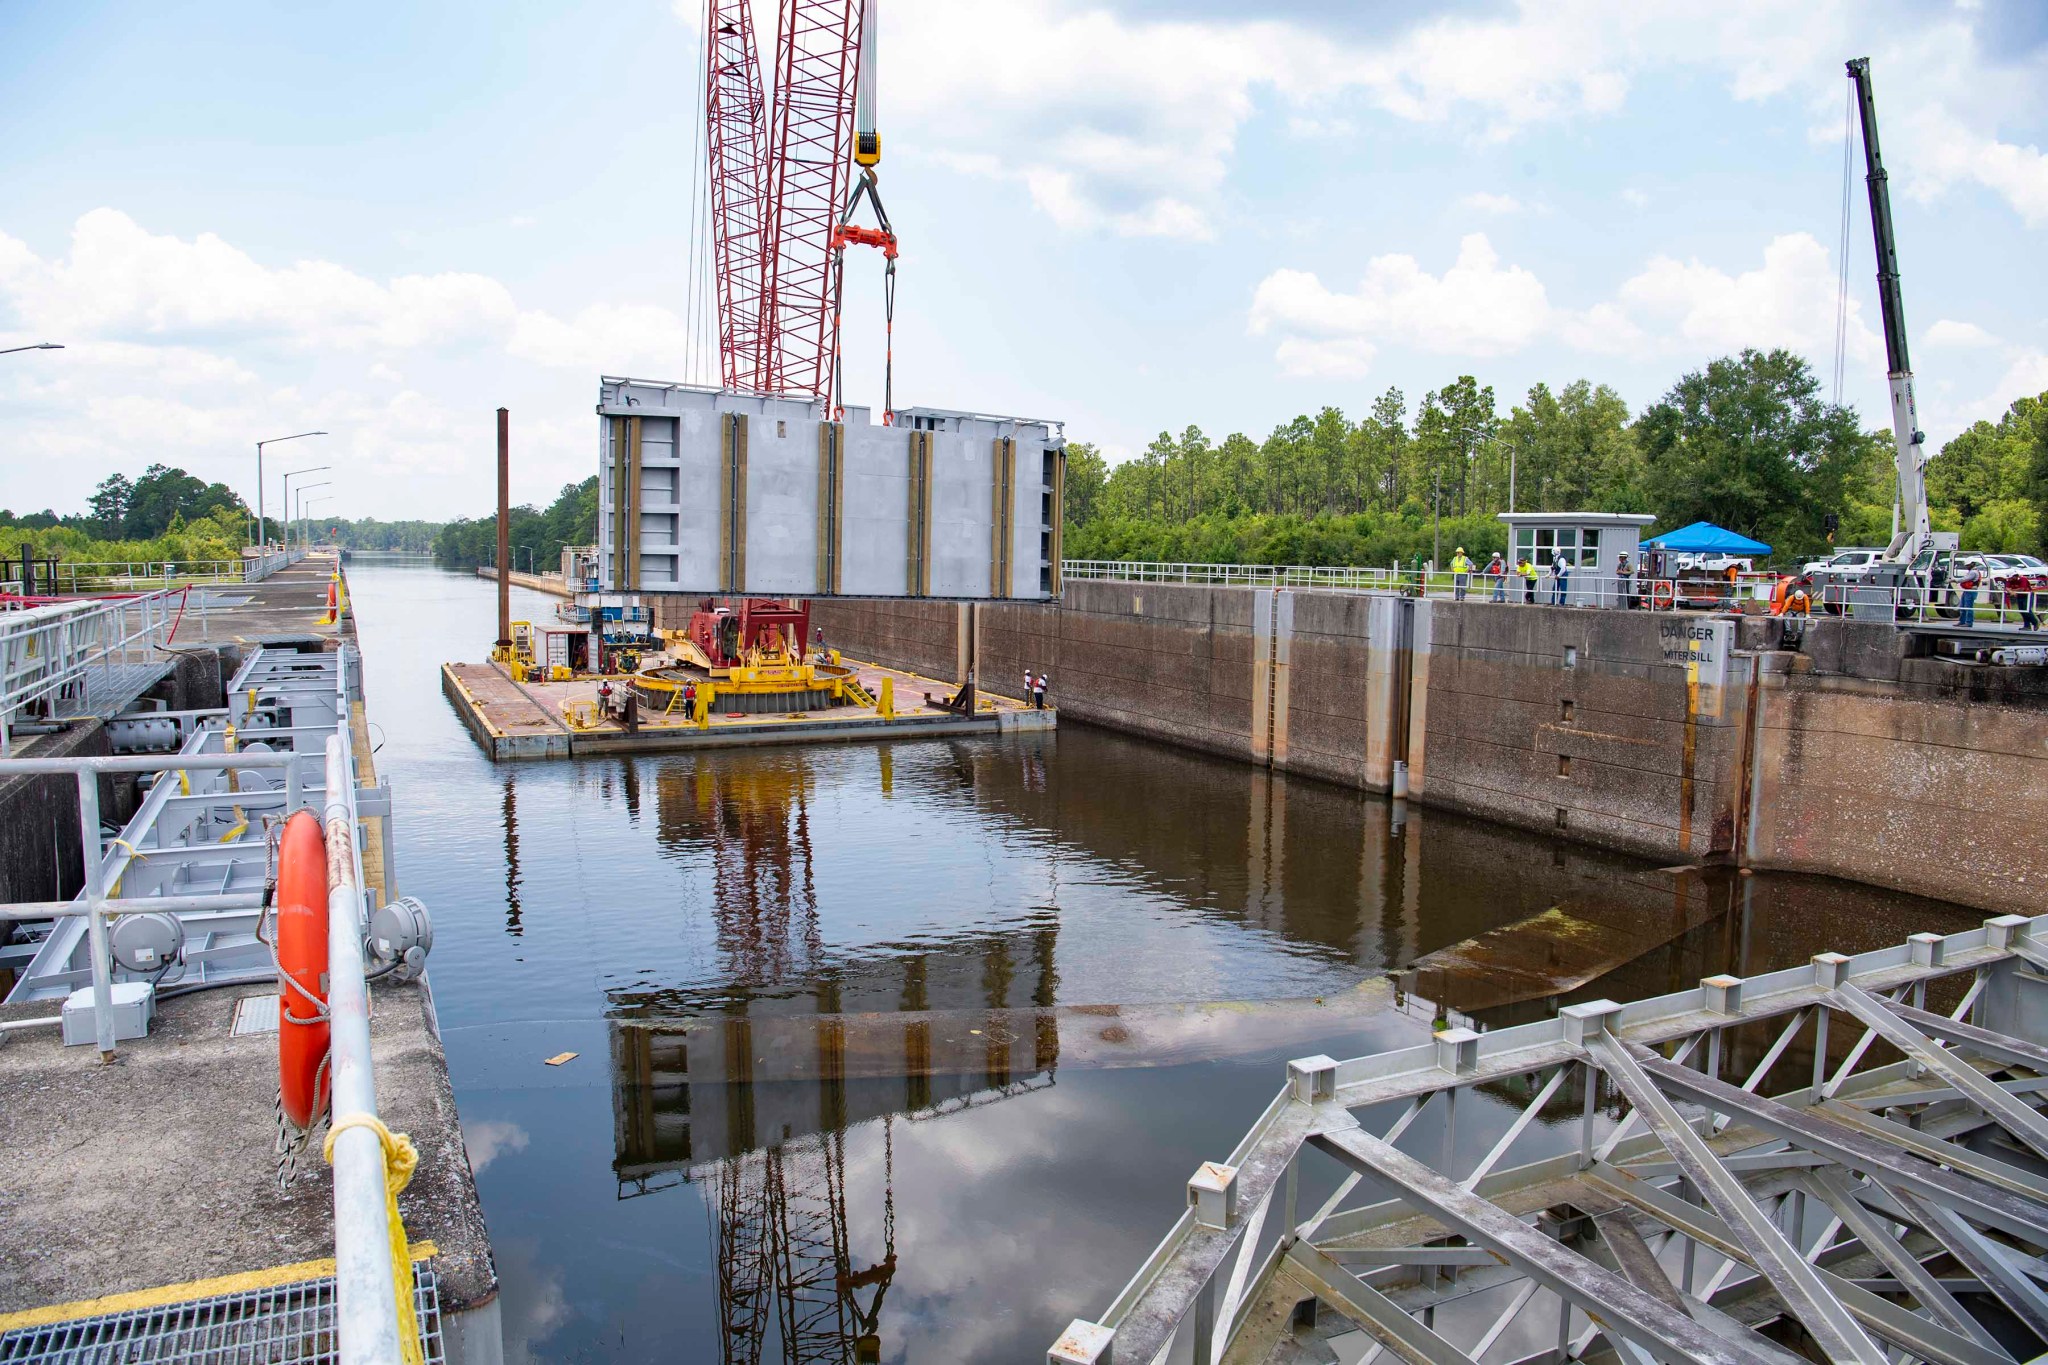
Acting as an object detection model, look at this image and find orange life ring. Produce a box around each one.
[276,809,331,1131]
[1652,580,1675,609]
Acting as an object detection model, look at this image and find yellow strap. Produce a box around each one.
[323,1112,425,1365]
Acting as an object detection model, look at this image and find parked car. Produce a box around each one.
[1802,548,1883,578]
[1987,553,2047,584]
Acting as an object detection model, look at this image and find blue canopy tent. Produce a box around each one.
[1645,521,1772,555]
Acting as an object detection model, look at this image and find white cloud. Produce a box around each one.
[1459,191,1526,216]
[1616,231,1881,361]
[462,1119,530,1173]
[713,1,2048,239]
[1619,187,1650,209]
[1248,233,1550,378]
[0,210,673,517]
[0,208,518,351]
[507,302,695,373]
[1286,115,1357,140]
[1990,350,2048,406]
[1925,319,2000,349]
[1248,230,1882,377]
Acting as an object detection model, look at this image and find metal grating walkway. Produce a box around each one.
[45,660,177,725]
[0,1267,442,1365]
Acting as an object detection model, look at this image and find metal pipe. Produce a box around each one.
[0,753,294,776]
[0,891,268,921]
[496,407,511,649]
[323,733,405,1365]
[74,769,116,1059]
[0,1015,62,1031]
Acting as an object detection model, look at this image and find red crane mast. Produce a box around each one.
[705,0,888,410]
[762,0,864,401]
[706,0,774,392]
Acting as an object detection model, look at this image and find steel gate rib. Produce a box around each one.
[1053,915,2048,1365]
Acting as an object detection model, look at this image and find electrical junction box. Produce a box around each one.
[61,981,156,1047]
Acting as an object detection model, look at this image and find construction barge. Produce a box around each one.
[446,593,1053,761]
[0,554,497,1363]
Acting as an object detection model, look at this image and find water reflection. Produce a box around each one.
[501,774,523,937]
[611,1005,1059,1363]
[349,560,1993,1364]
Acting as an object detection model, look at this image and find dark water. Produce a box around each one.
[348,557,1976,1364]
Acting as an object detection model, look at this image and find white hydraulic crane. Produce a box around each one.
[1848,57,1930,568]
[1844,57,1969,624]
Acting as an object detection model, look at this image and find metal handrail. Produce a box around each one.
[0,587,188,755]
[1060,561,1722,612]
[244,547,302,582]
[34,560,248,593]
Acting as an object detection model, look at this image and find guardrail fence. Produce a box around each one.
[0,586,190,755]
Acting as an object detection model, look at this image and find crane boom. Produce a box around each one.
[707,0,773,393]
[1847,57,1930,565]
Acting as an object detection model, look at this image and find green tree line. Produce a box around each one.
[433,476,597,574]
[2,463,252,566]
[1064,349,2047,568]
[325,518,443,552]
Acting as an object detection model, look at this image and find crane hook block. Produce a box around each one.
[855,131,881,167]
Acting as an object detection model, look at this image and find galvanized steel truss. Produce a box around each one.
[3,646,371,1007]
[1054,916,2048,1365]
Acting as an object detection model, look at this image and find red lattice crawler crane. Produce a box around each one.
[705,0,897,418]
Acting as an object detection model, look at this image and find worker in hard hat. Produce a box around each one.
[1517,556,1539,604]
[1450,547,1473,602]
[1485,551,1507,602]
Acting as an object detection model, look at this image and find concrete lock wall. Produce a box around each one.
[1405,602,1749,861]
[1746,622,2048,912]
[808,586,2048,915]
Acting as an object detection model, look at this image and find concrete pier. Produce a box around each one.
[0,553,498,1360]
[473,564,570,597]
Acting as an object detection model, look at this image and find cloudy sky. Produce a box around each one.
[2,0,2045,522]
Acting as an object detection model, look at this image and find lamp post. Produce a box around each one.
[303,497,331,548]
[281,466,331,557]
[294,482,332,555]
[254,432,327,551]
[0,342,63,356]
[516,545,534,575]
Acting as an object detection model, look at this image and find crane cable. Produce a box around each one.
[1832,75,1855,411]
[828,168,899,424]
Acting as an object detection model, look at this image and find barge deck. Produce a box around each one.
[442,657,1054,760]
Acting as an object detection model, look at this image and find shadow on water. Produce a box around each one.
[343,558,1984,1364]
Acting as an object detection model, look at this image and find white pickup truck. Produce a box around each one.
[1801,548,1883,578]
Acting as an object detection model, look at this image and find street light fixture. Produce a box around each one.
[281,465,331,557]
[0,342,64,356]
[516,545,535,574]
[253,431,327,549]
[295,482,332,555]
